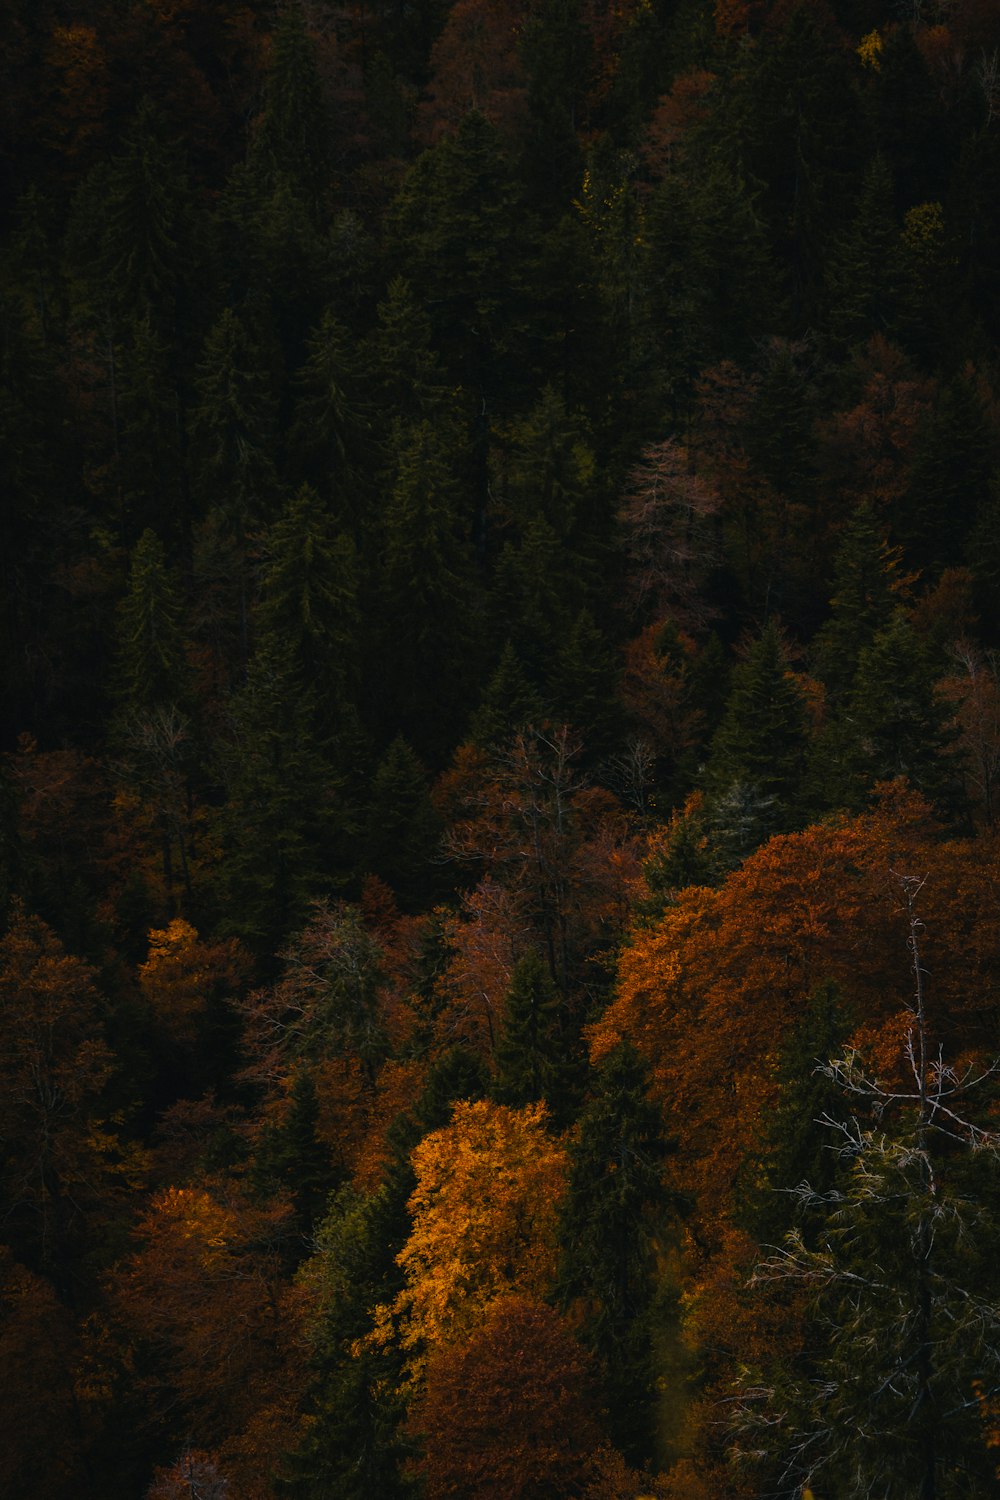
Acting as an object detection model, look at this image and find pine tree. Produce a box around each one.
[215,640,343,951]
[189,306,278,531]
[825,154,899,350]
[900,374,994,574]
[557,1041,667,1466]
[255,4,331,222]
[736,981,853,1246]
[291,308,372,506]
[377,419,479,751]
[468,641,544,749]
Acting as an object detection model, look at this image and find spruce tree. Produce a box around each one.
[557,1041,667,1466]
[811,502,906,704]
[291,307,372,506]
[703,621,809,829]
[832,609,965,820]
[257,483,361,710]
[492,949,565,1114]
[825,154,899,350]
[114,528,189,715]
[363,738,443,912]
[468,641,544,749]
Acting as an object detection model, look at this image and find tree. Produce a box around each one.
[492,948,566,1114]
[254,4,331,221]
[703,620,810,833]
[290,310,371,507]
[810,502,908,704]
[830,609,965,820]
[409,1297,605,1499]
[364,738,443,912]
[620,438,721,629]
[374,1099,568,1379]
[731,878,1000,1500]
[114,529,189,716]
[257,483,361,710]
[558,1042,667,1465]
[0,910,130,1280]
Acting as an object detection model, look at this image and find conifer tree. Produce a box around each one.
[811,502,906,703]
[468,641,544,749]
[492,949,565,1113]
[215,640,342,950]
[557,1041,667,1466]
[114,529,189,716]
[189,306,278,530]
[825,154,898,350]
[257,483,361,709]
[900,374,994,573]
[254,1067,338,1241]
[832,609,965,820]
[703,621,809,828]
[256,4,331,222]
[363,738,443,911]
[377,419,478,750]
[291,308,371,506]
[736,981,852,1245]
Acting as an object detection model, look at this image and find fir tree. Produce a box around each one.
[257,483,361,709]
[831,609,966,820]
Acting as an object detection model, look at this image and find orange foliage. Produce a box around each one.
[139,918,248,1047]
[419,0,528,143]
[116,1183,304,1455]
[593,788,1000,1229]
[374,1099,568,1378]
[642,71,716,178]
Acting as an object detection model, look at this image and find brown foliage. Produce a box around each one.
[410,1296,604,1499]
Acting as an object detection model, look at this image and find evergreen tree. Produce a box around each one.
[547,608,619,755]
[825,154,899,350]
[899,374,994,574]
[468,641,544,749]
[89,97,192,327]
[215,640,343,951]
[257,483,361,711]
[703,621,810,829]
[189,305,279,531]
[254,1066,339,1241]
[736,981,853,1246]
[830,609,965,820]
[557,1041,667,1466]
[255,4,331,222]
[114,528,189,715]
[492,949,566,1115]
[363,737,443,911]
[377,419,479,752]
[811,501,906,703]
[367,276,449,423]
[291,307,372,507]
[519,0,591,211]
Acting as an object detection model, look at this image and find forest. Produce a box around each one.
[4,0,1000,1494]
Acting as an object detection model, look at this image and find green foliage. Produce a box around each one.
[364,737,443,911]
[704,620,809,829]
[558,1041,668,1465]
[114,529,189,715]
[811,501,905,702]
[492,949,566,1114]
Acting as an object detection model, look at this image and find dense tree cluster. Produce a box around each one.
[4,0,1000,1494]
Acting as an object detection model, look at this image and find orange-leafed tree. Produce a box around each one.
[139,917,248,1050]
[409,1295,605,1499]
[115,1183,305,1470]
[374,1098,567,1377]
[593,786,1000,1228]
